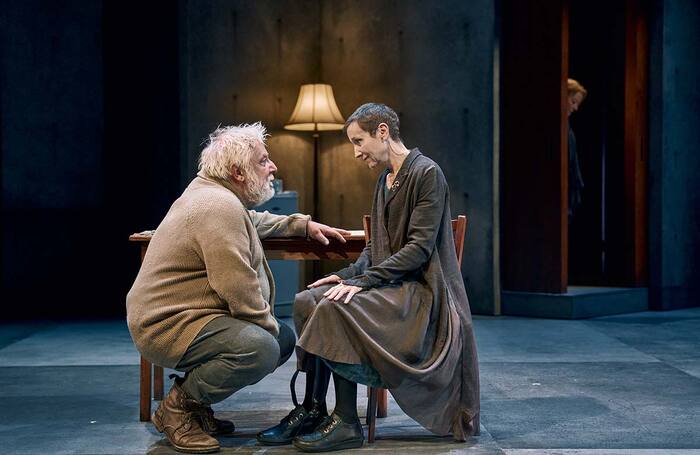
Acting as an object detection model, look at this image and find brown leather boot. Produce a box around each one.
[152,379,220,453]
[196,406,235,436]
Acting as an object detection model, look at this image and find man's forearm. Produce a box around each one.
[249,210,310,239]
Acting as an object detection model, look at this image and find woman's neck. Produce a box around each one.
[387,142,411,174]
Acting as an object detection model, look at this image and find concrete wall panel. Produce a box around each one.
[648,0,700,309]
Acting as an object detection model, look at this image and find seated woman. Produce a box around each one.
[257,103,480,452]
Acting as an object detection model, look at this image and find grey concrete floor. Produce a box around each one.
[1,309,700,454]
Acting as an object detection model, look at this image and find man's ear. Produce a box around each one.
[231,165,245,182]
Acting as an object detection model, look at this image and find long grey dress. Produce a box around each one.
[294,149,480,440]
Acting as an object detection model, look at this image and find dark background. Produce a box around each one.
[568,0,627,286]
[1,0,698,320]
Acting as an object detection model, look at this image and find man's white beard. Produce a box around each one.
[244,174,275,208]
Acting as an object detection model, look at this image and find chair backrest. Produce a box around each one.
[362,214,468,270]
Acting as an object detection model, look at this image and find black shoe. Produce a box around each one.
[292,412,364,452]
[256,405,328,446]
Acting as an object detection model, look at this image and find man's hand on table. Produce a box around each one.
[307,221,352,246]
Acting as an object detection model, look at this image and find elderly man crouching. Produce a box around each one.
[126,123,348,454]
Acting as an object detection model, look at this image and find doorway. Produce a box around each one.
[500,0,649,297]
[568,0,649,288]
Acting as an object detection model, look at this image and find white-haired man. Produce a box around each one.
[126,123,348,454]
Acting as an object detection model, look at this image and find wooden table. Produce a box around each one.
[129,229,367,421]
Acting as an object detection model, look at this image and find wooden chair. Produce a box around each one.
[130,235,165,422]
[140,358,164,421]
[362,214,468,443]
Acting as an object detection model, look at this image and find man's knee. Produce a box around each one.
[243,328,281,379]
[277,322,296,365]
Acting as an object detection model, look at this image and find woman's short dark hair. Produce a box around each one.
[343,103,401,141]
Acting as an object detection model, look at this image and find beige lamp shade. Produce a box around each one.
[284,84,345,131]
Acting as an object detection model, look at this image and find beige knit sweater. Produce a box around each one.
[126,173,309,368]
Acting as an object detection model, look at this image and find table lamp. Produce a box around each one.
[284,83,345,221]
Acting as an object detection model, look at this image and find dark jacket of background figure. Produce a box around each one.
[569,125,585,218]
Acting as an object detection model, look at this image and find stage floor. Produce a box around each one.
[1,308,699,454]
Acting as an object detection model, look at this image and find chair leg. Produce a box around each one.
[473,413,481,436]
[139,356,152,422]
[365,386,371,424]
[153,365,164,400]
[377,388,388,418]
[367,387,378,443]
